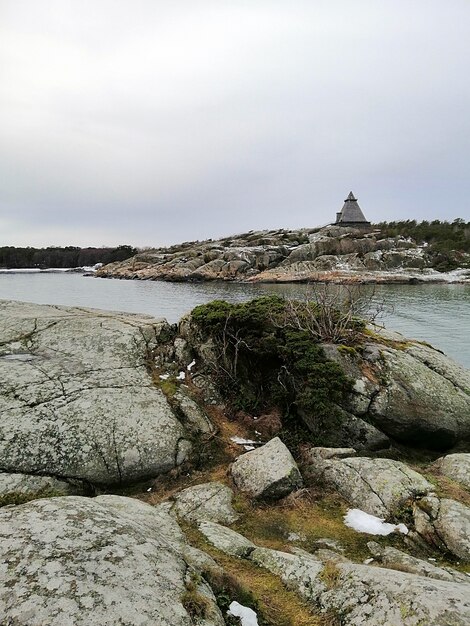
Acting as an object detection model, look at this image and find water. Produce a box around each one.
[0,272,469,368]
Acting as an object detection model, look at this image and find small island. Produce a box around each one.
[96,197,470,285]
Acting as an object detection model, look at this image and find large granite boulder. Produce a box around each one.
[323,335,470,450]
[311,456,433,517]
[413,496,470,561]
[0,495,224,625]
[170,482,239,524]
[433,453,470,490]
[0,301,194,486]
[230,437,303,500]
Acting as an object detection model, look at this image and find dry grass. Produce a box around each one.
[230,489,376,563]
[183,524,338,626]
[420,468,470,507]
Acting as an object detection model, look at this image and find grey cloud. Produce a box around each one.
[1,0,469,247]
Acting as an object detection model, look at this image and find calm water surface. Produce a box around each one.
[0,273,469,368]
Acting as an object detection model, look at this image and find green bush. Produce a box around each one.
[190,296,353,443]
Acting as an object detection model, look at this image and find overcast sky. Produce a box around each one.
[1,0,469,247]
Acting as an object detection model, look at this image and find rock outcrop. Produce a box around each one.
[309,455,433,517]
[194,521,470,625]
[0,495,224,626]
[322,332,470,450]
[230,437,303,500]
[433,453,470,490]
[413,496,470,561]
[170,482,239,524]
[96,225,470,284]
[0,301,205,487]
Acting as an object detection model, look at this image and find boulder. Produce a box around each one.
[307,447,357,461]
[0,472,83,501]
[230,437,303,500]
[0,495,224,625]
[413,496,470,561]
[313,457,433,517]
[367,541,469,584]
[198,521,255,558]
[434,454,470,490]
[173,389,215,435]
[369,346,470,449]
[171,482,239,524]
[323,337,470,451]
[0,301,194,486]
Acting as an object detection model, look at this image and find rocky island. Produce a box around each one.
[96,198,470,285]
[1,297,470,625]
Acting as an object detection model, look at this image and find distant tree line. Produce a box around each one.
[0,245,137,269]
[374,219,470,271]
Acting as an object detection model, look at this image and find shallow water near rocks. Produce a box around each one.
[0,272,469,367]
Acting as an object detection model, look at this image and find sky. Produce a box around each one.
[1,0,470,248]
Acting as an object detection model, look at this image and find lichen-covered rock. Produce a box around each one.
[0,472,83,501]
[174,388,215,435]
[0,495,224,626]
[0,301,194,486]
[323,337,470,451]
[171,482,239,524]
[313,457,433,517]
[413,496,470,561]
[367,541,469,584]
[433,453,470,490]
[369,347,470,448]
[198,521,255,558]
[307,447,357,462]
[250,544,470,625]
[230,437,303,500]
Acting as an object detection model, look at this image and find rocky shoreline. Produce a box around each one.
[96,225,470,284]
[1,299,470,625]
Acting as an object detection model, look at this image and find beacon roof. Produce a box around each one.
[336,192,370,225]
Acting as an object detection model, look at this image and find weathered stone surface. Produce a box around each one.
[174,388,215,435]
[198,521,255,558]
[434,453,470,490]
[414,496,470,561]
[0,472,82,499]
[314,457,433,517]
[230,437,302,500]
[251,546,470,625]
[367,541,469,584]
[368,347,470,448]
[0,495,224,626]
[171,482,239,524]
[0,301,194,486]
[307,447,357,462]
[323,337,470,451]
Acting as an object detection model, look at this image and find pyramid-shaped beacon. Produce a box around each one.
[335,192,371,227]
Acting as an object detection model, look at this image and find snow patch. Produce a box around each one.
[228,601,259,626]
[230,436,259,446]
[344,509,408,536]
[187,359,196,371]
[159,374,170,380]
[176,371,186,381]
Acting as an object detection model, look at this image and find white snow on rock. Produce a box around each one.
[344,509,408,536]
[187,359,196,371]
[228,601,259,626]
[230,436,260,446]
[177,371,186,380]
